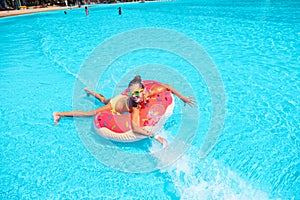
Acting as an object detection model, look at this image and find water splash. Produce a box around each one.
[162,147,273,200]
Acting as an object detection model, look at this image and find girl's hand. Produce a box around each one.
[180,96,196,107]
[154,135,168,148]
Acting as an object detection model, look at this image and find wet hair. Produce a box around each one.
[128,75,144,89]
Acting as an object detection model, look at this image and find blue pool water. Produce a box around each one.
[1,0,299,199]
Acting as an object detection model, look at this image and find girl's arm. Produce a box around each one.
[149,84,196,107]
[131,107,168,146]
[131,107,153,136]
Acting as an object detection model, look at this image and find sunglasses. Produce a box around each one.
[128,88,144,97]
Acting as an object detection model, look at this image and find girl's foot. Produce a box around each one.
[84,88,93,96]
[53,112,61,125]
[84,88,108,103]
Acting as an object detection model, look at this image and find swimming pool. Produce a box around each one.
[0,0,299,199]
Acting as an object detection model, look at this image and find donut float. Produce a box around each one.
[94,80,175,142]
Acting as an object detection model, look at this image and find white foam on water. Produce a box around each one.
[160,147,274,200]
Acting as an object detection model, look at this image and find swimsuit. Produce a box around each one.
[109,94,130,114]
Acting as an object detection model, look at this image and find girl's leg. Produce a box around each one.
[84,88,110,104]
[53,103,112,125]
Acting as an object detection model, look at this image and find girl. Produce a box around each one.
[53,75,195,146]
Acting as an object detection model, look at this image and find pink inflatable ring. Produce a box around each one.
[94,80,175,142]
